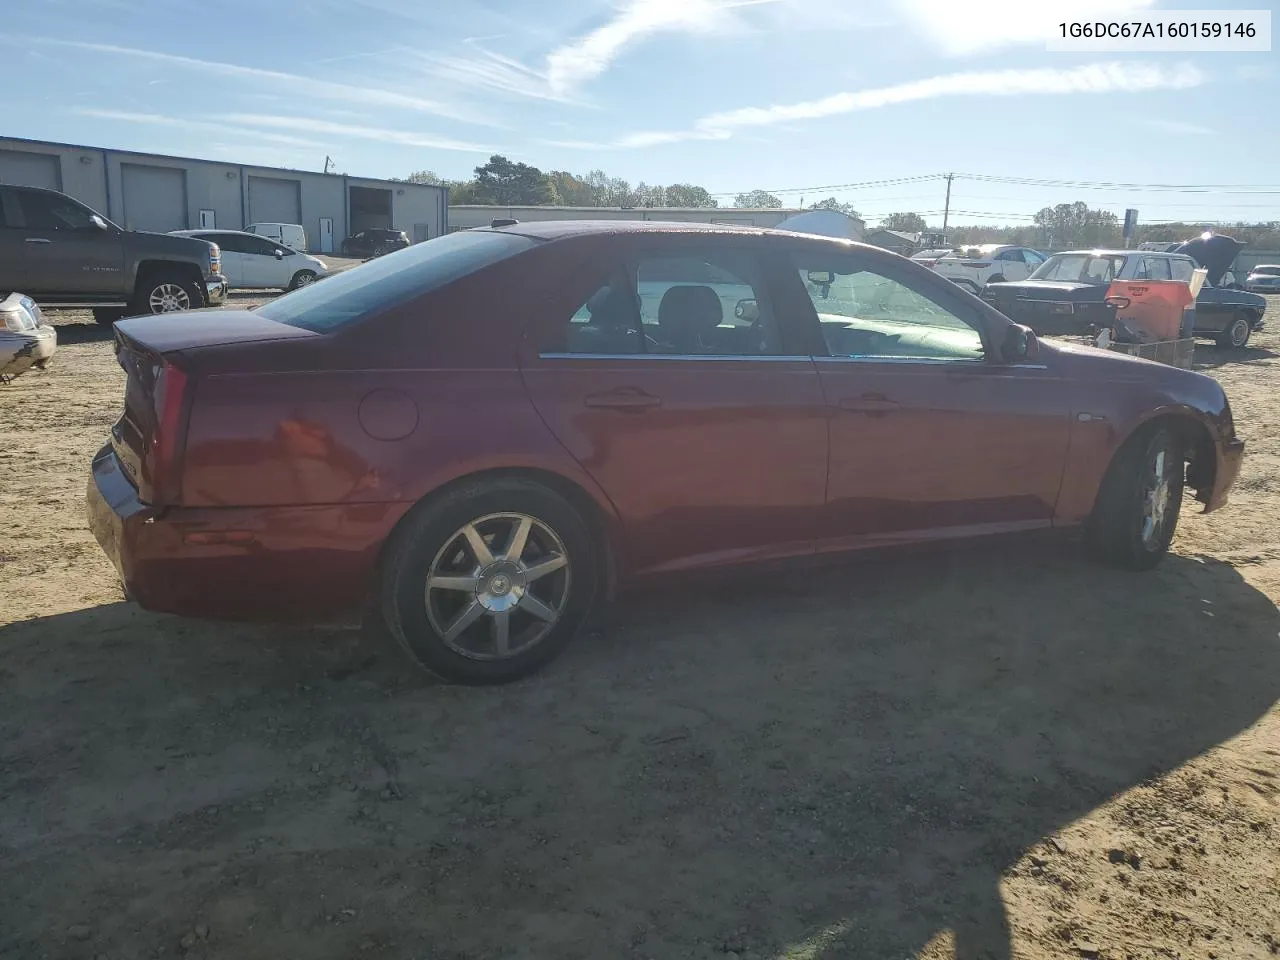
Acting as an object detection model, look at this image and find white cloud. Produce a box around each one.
[218,113,491,153]
[73,108,324,148]
[545,0,759,94]
[1142,118,1214,136]
[35,39,488,125]
[896,0,1158,55]
[552,61,1206,148]
[410,43,576,104]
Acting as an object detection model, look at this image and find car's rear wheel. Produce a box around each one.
[1086,424,1184,570]
[288,269,317,290]
[132,271,202,315]
[380,478,598,684]
[1216,312,1252,349]
[986,274,1006,285]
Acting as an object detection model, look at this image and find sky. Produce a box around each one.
[6,0,1279,226]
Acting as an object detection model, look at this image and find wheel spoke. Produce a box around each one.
[441,599,486,642]
[493,611,510,654]
[427,574,479,593]
[504,516,532,562]
[524,553,567,582]
[519,592,558,622]
[461,523,494,566]
[1154,450,1165,477]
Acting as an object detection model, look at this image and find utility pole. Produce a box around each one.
[941,172,954,236]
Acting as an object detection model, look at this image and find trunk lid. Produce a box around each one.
[110,311,316,503]
[1172,235,1244,286]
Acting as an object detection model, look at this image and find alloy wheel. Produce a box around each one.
[424,513,571,661]
[1140,448,1172,547]
[148,282,191,313]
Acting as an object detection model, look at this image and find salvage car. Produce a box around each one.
[0,292,56,381]
[88,222,1244,685]
[931,244,1046,292]
[984,239,1266,348]
[1245,264,1280,294]
[171,229,328,291]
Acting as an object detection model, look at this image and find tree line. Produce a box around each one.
[404,156,859,214]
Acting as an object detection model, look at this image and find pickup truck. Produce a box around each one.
[0,184,226,324]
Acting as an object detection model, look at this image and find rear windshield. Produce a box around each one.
[257,230,535,332]
[1253,266,1280,276]
[1030,253,1127,284]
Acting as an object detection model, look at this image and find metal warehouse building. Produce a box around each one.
[0,136,447,254]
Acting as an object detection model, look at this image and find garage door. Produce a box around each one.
[0,150,62,190]
[121,163,187,232]
[248,176,301,225]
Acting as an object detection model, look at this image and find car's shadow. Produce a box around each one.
[48,320,113,344]
[1193,341,1279,369]
[1,541,1277,960]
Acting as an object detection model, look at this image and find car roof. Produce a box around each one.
[1055,249,1187,258]
[484,219,818,242]
[172,229,259,237]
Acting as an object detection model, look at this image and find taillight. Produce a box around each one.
[151,362,190,503]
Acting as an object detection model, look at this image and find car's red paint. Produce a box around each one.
[87,221,1244,623]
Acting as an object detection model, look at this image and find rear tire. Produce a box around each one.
[1216,313,1252,349]
[131,270,202,315]
[985,274,1006,286]
[380,478,598,685]
[1086,425,1184,570]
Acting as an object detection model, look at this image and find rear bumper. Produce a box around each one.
[1206,437,1245,512]
[87,444,405,621]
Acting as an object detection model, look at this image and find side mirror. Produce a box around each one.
[734,298,760,323]
[1003,324,1039,363]
[90,214,110,231]
[275,249,285,259]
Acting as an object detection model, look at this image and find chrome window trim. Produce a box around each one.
[537,352,808,362]
[812,355,984,366]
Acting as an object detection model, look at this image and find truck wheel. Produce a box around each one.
[1086,424,1184,570]
[132,271,202,314]
[93,308,126,326]
[1216,313,1252,349]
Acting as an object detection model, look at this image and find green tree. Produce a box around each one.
[879,212,928,233]
[1032,201,1121,248]
[471,155,556,205]
[546,170,595,206]
[405,170,444,185]
[809,196,859,217]
[734,189,782,208]
[663,183,718,208]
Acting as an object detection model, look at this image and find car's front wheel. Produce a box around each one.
[289,270,317,290]
[380,478,598,684]
[1216,312,1252,349]
[1087,424,1184,569]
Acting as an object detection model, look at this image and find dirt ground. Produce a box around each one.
[2,295,1279,960]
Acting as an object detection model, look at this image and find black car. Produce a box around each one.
[340,228,410,259]
[983,236,1266,348]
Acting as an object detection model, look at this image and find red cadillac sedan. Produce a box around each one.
[88,221,1244,684]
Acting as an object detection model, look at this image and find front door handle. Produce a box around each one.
[839,393,899,414]
[585,387,662,411]
[24,237,52,244]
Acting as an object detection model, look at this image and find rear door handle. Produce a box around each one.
[839,393,899,413]
[585,388,662,411]
[24,237,52,244]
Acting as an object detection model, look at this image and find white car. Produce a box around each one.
[931,244,1046,293]
[1245,264,1280,294]
[0,293,56,382]
[172,230,328,291]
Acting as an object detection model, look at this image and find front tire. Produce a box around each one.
[1216,313,1252,349]
[131,271,202,315]
[1087,425,1184,570]
[288,270,317,291]
[380,479,598,684]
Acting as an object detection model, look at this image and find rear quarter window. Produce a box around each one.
[257,230,535,332]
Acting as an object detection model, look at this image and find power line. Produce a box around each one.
[706,173,945,198]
